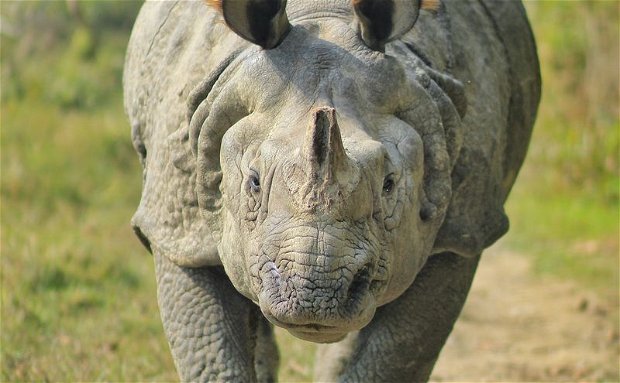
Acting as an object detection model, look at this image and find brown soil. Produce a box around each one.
[431,244,619,382]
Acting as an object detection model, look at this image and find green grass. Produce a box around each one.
[505,171,619,296]
[1,98,178,381]
[275,330,317,381]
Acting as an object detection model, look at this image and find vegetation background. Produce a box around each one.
[1,1,618,381]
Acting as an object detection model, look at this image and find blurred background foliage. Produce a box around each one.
[2,0,140,109]
[1,0,618,381]
[507,1,619,293]
[523,1,618,202]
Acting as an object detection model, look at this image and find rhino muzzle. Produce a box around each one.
[254,223,384,342]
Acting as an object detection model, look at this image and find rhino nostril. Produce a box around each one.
[347,263,371,300]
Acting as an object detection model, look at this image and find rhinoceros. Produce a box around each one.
[123,0,540,381]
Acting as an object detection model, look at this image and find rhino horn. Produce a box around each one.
[296,107,351,210]
[303,107,348,182]
[212,0,290,49]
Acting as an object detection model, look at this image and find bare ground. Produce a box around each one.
[431,245,619,382]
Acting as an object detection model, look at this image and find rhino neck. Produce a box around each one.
[286,0,352,22]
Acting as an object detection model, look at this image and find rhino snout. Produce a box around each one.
[254,225,384,342]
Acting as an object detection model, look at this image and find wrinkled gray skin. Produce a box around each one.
[124,0,540,381]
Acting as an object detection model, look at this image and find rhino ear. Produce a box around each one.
[209,0,290,49]
[352,0,440,51]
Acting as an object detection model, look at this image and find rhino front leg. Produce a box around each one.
[315,252,480,383]
[154,252,275,382]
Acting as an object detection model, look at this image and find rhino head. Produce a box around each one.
[132,0,467,343]
[220,101,429,342]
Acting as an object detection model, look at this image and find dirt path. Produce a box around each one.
[431,244,619,382]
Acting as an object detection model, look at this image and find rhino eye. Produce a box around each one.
[248,171,261,193]
[382,174,395,194]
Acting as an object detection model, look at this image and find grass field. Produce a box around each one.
[1,1,618,381]
[1,98,178,380]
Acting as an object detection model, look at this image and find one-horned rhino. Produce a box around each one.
[123,0,540,381]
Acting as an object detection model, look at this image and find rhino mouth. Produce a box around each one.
[263,316,342,333]
[255,254,382,342]
[263,315,352,343]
